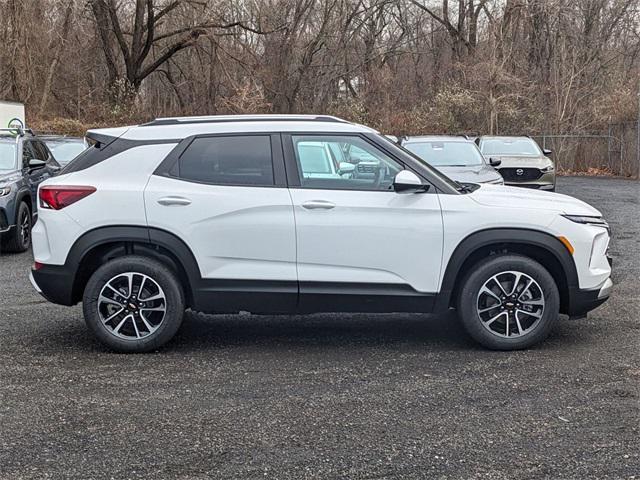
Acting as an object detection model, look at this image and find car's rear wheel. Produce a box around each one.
[82,256,185,353]
[456,254,560,350]
[2,201,31,253]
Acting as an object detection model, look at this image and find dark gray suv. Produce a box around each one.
[0,129,60,252]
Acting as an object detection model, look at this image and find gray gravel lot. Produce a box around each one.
[0,176,638,479]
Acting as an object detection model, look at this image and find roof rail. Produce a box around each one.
[140,114,350,127]
[0,127,34,137]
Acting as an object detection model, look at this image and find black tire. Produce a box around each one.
[82,255,185,353]
[456,254,560,350]
[1,201,31,253]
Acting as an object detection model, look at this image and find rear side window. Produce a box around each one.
[178,135,274,186]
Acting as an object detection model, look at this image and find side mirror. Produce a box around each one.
[489,157,501,167]
[28,159,47,170]
[543,148,553,156]
[338,162,355,174]
[393,170,429,194]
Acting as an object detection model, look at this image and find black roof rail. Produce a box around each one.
[140,115,350,127]
[0,127,34,137]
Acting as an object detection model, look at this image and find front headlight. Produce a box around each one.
[0,185,11,197]
[541,164,555,173]
[562,214,609,230]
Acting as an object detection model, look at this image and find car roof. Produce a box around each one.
[478,136,532,141]
[402,135,472,143]
[89,115,377,142]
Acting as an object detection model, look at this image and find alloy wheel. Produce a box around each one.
[19,209,30,247]
[476,270,545,338]
[97,272,167,340]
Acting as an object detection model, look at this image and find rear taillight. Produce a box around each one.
[39,186,96,210]
[33,262,44,271]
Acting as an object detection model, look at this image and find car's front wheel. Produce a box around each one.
[2,201,31,253]
[82,256,185,352]
[456,254,560,350]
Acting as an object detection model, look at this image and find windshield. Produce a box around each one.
[0,142,17,170]
[480,138,542,156]
[381,136,464,193]
[404,141,484,167]
[45,140,87,165]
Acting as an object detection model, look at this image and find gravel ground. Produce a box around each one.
[0,176,638,479]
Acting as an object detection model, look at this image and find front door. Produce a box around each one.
[284,134,444,313]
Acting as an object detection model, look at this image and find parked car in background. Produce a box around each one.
[0,128,60,252]
[30,115,611,353]
[476,136,556,191]
[401,135,504,185]
[39,135,88,166]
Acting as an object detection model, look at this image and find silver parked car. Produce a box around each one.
[39,135,88,167]
[401,135,504,185]
[476,136,556,191]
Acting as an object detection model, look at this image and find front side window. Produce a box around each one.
[22,141,35,169]
[480,138,542,157]
[178,135,274,186]
[292,135,403,191]
[404,141,484,167]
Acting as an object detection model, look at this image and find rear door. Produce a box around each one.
[144,133,297,312]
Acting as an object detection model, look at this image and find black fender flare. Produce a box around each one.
[65,225,202,305]
[434,228,579,312]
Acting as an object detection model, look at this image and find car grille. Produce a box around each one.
[499,167,543,182]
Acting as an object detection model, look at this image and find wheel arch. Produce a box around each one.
[66,226,201,306]
[14,188,32,217]
[437,228,578,315]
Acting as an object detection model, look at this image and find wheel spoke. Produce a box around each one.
[99,295,124,307]
[509,272,522,296]
[480,286,502,302]
[521,298,544,306]
[131,316,141,338]
[516,308,542,319]
[125,273,134,298]
[140,293,164,302]
[140,306,165,312]
[490,276,509,297]
[478,304,500,314]
[514,314,524,335]
[113,314,133,334]
[139,312,158,334]
[485,311,507,326]
[105,283,125,299]
[102,307,124,324]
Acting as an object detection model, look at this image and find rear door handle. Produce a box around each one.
[302,200,336,210]
[157,196,192,206]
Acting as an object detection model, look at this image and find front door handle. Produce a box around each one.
[302,200,336,210]
[157,196,192,206]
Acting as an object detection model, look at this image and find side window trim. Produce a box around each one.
[154,132,287,188]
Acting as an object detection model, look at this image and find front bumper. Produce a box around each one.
[567,277,613,319]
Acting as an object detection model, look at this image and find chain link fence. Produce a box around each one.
[531,121,639,178]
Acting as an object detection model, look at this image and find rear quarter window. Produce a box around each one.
[177,135,274,186]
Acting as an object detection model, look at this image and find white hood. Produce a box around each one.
[469,184,602,217]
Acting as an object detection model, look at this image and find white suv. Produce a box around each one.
[29,115,613,352]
